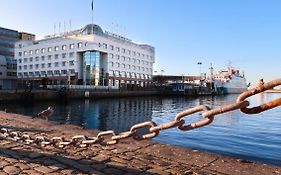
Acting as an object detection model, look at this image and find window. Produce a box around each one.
[127,64,131,69]
[61,70,67,74]
[109,53,113,58]
[47,70,53,75]
[29,50,33,55]
[18,73,22,77]
[41,71,46,75]
[48,55,52,60]
[54,62,59,67]
[61,61,66,66]
[137,52,140,57]
[35,64,39,69]
[24,51,27,56]
[110,62,114,67]
[69,44,74,49]
[19,44,22,48]
[116,55,120,60]
[137,59,140,64]
[116,63,120,68]
[62,53,66,58]
[128,50,131,55]
[18,59,22,63]
[41,63,45,68]
[24,58,27,62]
[35,49,39,54]
[29,57,33,62]
[18,52,22,56]
[127,57,131,62]
[133,51,136,56]
[35,57,39,61]
[62,45,66,50]
[55,46,59,51]
[122,64,125,68]
[122,48,125,53]
[41,48,45,53]
[54,70,60,75]
[24,65,27,69]
[48,63,52,68]
[35,71,40,76]
[110,45,114,50]
[121,56,125,61]
[55,54,59,59]
[69,52,74,58]
[41,56,45,61]
[70,69,75,74]
[103,43,107,49]
[29,65,33,69]
[116,47,120,52]
[48,47,52,52]
[69,61,74,66]
[78,42,82,48]
[18,66,22,70]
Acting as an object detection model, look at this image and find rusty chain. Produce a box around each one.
[1,78,281,148]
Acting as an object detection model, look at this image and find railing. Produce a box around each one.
[46,85,119,91]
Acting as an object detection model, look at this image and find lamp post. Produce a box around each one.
[197,62,202,78]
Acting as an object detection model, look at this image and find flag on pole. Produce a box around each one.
[91,0,94,11]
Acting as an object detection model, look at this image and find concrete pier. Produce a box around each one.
[0,111,280,175]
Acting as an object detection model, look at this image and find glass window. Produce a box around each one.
[78,42,82,48]
[62,53,66,58]
[24,65,27,69]
[62,45,67,50]
[47,70,53,75]
[29,50,33,55]
[35,49,39,54]
[41,63,45,68]
[41,56,45,61]
[54,62,59,67]
[48,63,52,68]
[29,57,33,62]
[103,43,107,49]
[29,65,33,69]
[69,52,74,58]
[69,44,74,49]
[61,70,67,74]
[35,57,39,61]
[24,51,27,56]
[18,59,22,63]
[48,47,52,52]
[69,60,74,66]
[24,58,27,62]
[18,52,22,56]
[110,45,114,50]
[35,64,39,69]
[55,54,59,59]
[48,55,52,60]
[41,48,45,53]
[61,61,66,66]
[18,66,22,70]
[55,46,59,51]
[116,47,120,52]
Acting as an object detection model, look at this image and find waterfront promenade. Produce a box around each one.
[0,111,280,174]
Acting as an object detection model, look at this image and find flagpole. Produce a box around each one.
[91,0,94,35]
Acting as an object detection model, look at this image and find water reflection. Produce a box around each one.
[0,93,281,165]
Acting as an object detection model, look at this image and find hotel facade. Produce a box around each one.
[15,24,155,87]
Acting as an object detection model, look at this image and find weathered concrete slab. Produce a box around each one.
[0,111,280,175]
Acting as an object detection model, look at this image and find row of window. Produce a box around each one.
[18,52,75,63]
[108,54,152,66]
[109,70,151,79]
[109,62,152,72]
[18,61,75,70]
[101,43,153,61]
[18,69,75,77]
[18,43,82,56]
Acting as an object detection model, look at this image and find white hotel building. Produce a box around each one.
[15,24,155,87]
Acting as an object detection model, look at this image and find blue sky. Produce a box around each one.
[1,0,280,86]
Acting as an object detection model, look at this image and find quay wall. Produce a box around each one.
[0,90,158,101]
[0,111,280,174]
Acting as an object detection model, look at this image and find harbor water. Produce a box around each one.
[1,93,281,166]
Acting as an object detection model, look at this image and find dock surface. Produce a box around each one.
[0,111,280,175]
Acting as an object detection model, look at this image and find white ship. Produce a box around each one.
[210,65,248,94]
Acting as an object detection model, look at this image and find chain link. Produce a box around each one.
[1,78,281,148]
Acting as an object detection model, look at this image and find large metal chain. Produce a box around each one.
[1,78,281,148]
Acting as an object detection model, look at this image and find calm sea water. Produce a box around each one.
[1,93,281,166]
